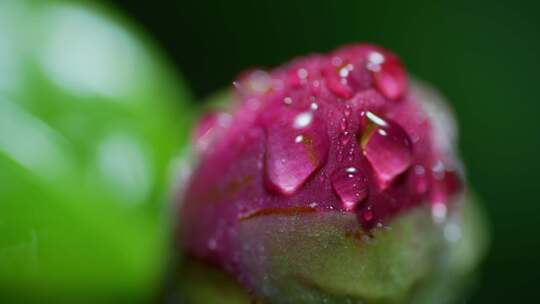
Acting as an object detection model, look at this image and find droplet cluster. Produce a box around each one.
[181,44,462,266]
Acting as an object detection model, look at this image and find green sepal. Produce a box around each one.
[176,194,487,304]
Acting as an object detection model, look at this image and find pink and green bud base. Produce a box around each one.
[176,44,488,304]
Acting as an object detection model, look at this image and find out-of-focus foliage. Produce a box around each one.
[0,0,192,302]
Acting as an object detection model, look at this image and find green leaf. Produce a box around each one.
[0,0,193,302]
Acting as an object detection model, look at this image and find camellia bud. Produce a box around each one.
[177,44,487,304]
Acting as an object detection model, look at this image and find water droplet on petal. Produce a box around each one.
[297,68,309,80]
[339,131,351,145]
[339,63,354,78]
[368,51,407,100]
[364,111,388,127]
[243,70,273,94]
[360,112,413,189]
[366,52,385,71]
[344,105,352,117]
[265,114,329,195]
[293,112,313,129]
[340,117,348,131]
[331,166,369,210]
[328,77,353,99]
[331,56,343,67]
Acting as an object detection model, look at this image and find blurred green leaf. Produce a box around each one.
[0,0,193,302]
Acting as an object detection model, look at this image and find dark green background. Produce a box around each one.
[112,0,540,302]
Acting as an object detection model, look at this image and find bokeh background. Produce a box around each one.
[111,0,540,302]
